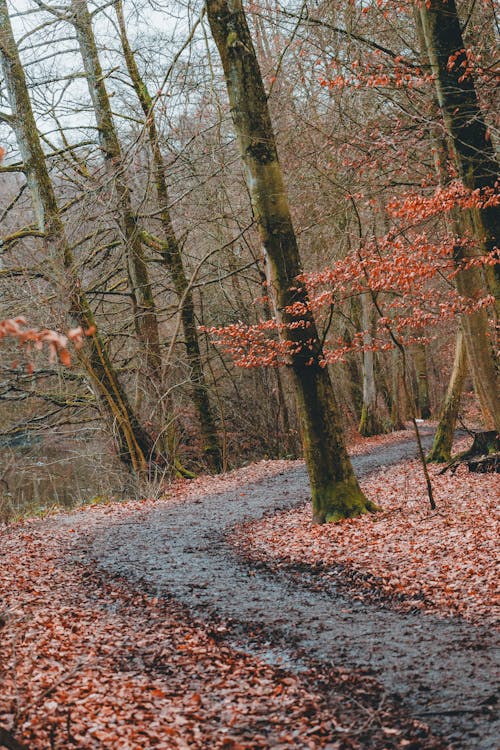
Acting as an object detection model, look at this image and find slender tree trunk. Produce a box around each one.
[417,0,500,431]
[206,0,377,522]
[342,302,364,421]
[257,264,297,456]
[114,0,222,472]
[0,0,157,472]
[70,0,166,424]
[427,329,468,462]
[359,292,385,435]
[412,343,431,420]
[390,348,407,430]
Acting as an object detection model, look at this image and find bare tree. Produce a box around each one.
[0,0,158,472]
[114,0,222,472]
[206,0,378,522]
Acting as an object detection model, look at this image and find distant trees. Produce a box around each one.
[0,0,159,471]
[114,0,222,472]
[0,0,498,510]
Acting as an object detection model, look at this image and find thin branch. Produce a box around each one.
[275,8,414,62]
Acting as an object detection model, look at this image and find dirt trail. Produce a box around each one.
[88,435,499,750]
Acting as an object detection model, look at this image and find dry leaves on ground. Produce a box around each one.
[0,497,446,750]
[230,455,499,626]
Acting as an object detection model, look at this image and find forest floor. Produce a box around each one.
[0,429,498,750]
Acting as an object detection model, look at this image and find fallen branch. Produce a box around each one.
[439,430,499,474]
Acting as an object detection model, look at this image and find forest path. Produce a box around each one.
[88,434,498,750]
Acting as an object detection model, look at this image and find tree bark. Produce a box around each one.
[0,0,157,472]
[418,0,500,300]
[390,348,407,430]
[206,0,377,522]
[427,328,468,463]
[412,342,431,420]
[359,292,385,435]
[70,0,165,418]
[417,0,500,431]
[114,0,222,473]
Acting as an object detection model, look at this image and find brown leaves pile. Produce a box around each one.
[0,464,447,749]
[230,454,499,626]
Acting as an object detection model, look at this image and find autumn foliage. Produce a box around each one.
[0,317,96,370]
[229,441,499,626]
[205,181,499,369]
[0,459,449,750]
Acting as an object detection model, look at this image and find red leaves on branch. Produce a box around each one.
[0,318,96,368]
[204,180,499,369]
[318,58,433,91]
[387,181,500,220]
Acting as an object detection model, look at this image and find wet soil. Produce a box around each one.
[88,435,499,750]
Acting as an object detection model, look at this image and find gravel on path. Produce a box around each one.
[88,434,499,750]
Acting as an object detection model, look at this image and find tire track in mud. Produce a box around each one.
[89,435,499,750]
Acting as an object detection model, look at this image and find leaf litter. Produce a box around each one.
[0,430,494,749]
[229,443,499,627]
[0,511,445,749]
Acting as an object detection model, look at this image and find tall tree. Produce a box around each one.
[358,292,385,435]
[114,0,222,472]
[206,0,378,522]
[70,0,163,401]
[0,0,158,472]
[417,0,500,431]
[412,343,431,420]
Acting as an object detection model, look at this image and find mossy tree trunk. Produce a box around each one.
[206,0,377,522]
[0,0,157,472]
[418,0,500,432]
[427,329,468,463]
[390,349,407,430]
[114,0,222,473]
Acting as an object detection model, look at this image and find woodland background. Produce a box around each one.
[0,0,498,519]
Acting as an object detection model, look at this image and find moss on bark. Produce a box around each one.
[207,0,378,521]
[312,476,380,524]
[359,404,386,438]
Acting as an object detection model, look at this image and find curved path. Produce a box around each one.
[90,436,499,750]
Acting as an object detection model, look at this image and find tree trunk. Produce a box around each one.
[256,263,297,456]
[417,0,500,432]
[114,0,222,473]
[418,0,500,304]
[427,328,468,463]
[206,0,377,522]
[412,342,431,420]
[390,348,407,430]
[70,0,166,425]
[359,293,385,435]
[0,0,157,472]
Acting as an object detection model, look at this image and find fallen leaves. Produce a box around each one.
[0,494,447,749]
[1,431,490,749]
[229,444,499,626]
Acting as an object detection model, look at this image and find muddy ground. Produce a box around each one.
[83,435,499,750]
